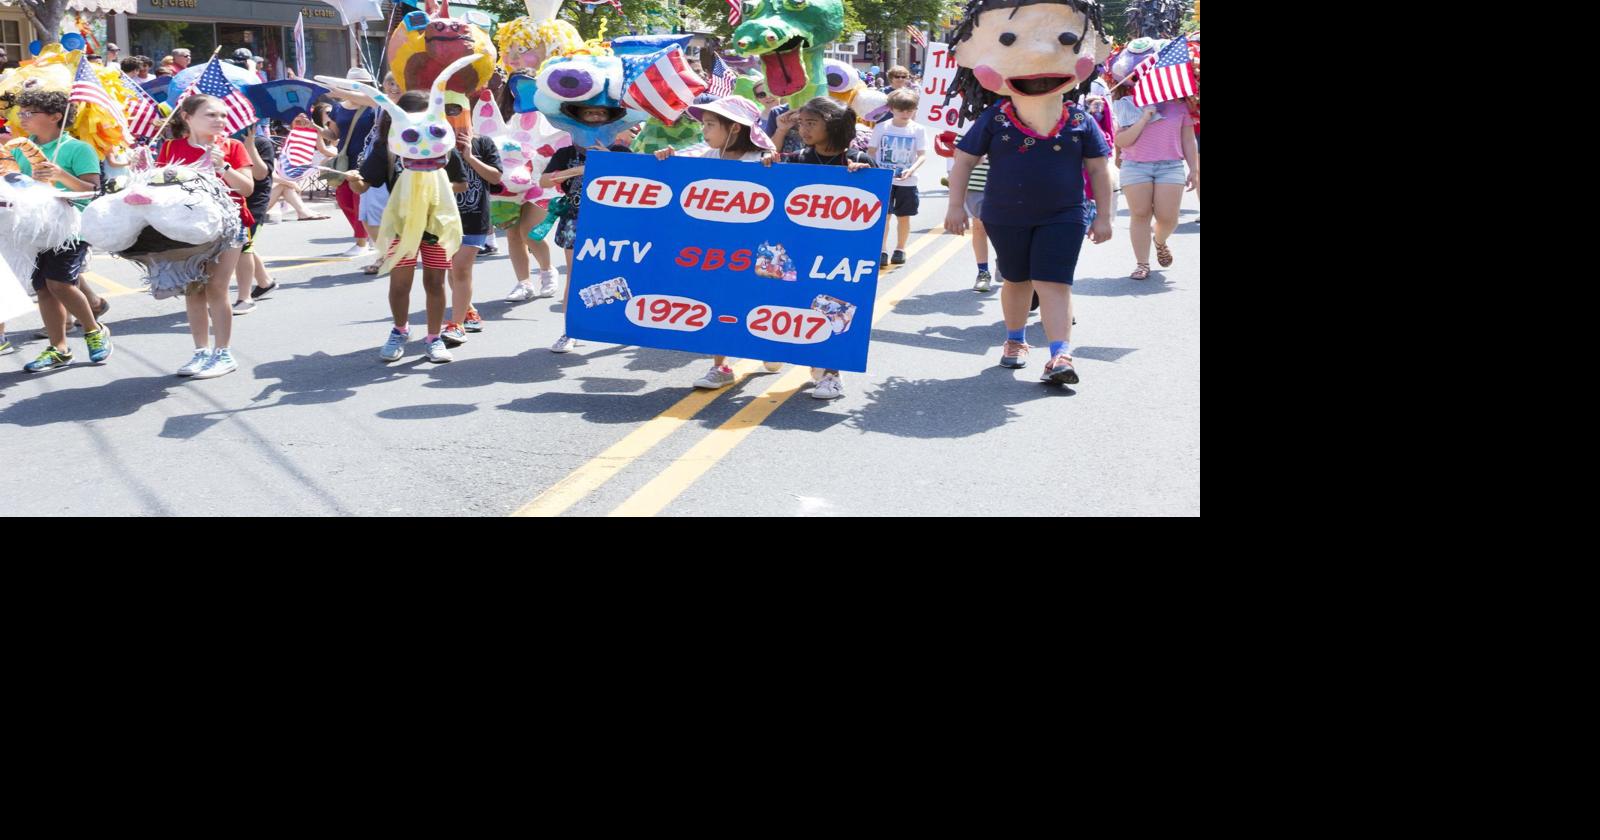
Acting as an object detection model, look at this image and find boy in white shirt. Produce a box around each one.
[870,89,927,266]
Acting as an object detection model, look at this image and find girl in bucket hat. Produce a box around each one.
[653,95,785,390]
[654,95,777,164]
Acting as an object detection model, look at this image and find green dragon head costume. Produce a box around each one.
[731,0,845,108]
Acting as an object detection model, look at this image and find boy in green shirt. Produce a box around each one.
[10,90,113,372]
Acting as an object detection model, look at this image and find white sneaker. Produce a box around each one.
[504,282,535,303]
[693,365,735,389]
[339,243,373,258]
[425,337,454,363]
[550,334,579,353]
[811,372,844,400]
[192,347,238,379]
[176,348,213,377]
[762,361,784,372]
[535,269,558,299]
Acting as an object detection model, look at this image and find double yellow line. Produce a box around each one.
[515,227,972,518]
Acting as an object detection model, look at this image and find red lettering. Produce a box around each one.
[850,200,881,223]
[831,196,853,219]
[684,185,713,209]
[786,194,808,216]
[729,249,751,271]
[676,247,701,267]
[707,189,730,213]
[703,249,725,271]
[725,191,747,214]
[593,178,620,202]
[613,181,641,204]
[641,184,662,205]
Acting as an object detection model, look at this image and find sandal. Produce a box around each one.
[1131,263,1151,280]
[296,214,331,222]
[362,263,382,275]
[1155,241,1173,267]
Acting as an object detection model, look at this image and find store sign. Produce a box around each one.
[300,7,335,17]
[136,0,344,26]
[150,0,198,7]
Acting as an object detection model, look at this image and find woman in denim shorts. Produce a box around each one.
[1111,57,1199,280]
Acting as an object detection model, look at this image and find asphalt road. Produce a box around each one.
[0,165,1199,516]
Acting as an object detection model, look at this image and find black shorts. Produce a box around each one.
[984,219,1087,285]
[31,241,90,291]
[241,223,260,254]
[889,185,920,217]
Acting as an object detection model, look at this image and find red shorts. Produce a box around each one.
[386,240,451,270]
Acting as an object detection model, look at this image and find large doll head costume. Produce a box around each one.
[319,55,484,273]
[495,0,584,76]
[0,44,135,163]
[389,0,498,96]
[948,0,1107,124]
[823,57,889,125]
[507,29,704,149]
[79,166,243,299]
[731,0,845,108]
[472,87,569,227]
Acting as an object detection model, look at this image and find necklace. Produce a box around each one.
[1000,101,1071,155]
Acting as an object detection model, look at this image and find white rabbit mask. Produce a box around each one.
[317,54,482,163]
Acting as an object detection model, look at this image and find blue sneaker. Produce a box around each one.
[24,346,73,373]
[379,327,409,362]
[84,324,113,363]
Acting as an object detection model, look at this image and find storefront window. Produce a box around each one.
[129,20,215,64]
[304,26,347,81]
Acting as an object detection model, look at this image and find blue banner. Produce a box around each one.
[565,152,893,374]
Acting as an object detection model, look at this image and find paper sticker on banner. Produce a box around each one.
[564,152,892,373]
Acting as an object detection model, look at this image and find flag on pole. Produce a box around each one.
[279,125,322,179]
[70,57,130,143]
[293,12,308,79]
[120,69,162,142]
[620,46,708,125]
[726,0,742,27]
[906,26,928,49]
[179,59,258,136]
[707,53,737,99]
[1131,35,1196,107]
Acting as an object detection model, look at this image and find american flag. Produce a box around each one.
[1132,35,1196,107]
[70,58,129,143]
[907,26,928,49]
[620,45,707,124]
[279,125,321,179]
[119,69,162,142]
[707,53,736,99]
[180,59,258,137]
[727,0,742,27]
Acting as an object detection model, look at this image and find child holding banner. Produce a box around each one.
[653,95,786,390]
[541,106,635,355]
[783,96,877,400]
[440,92,504,350]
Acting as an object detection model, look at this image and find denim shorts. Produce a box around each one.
[984,219,1087,285]
[462,233,491,249]
[1119,158,1186,186]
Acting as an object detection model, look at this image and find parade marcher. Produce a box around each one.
[8,92,113,372]
[783,96,876,400]
[234,127,278,315]
[329,69,380,259]
[1108,39,1197,280]
[156,94,258,379]
[944,0,1114,386]
[439,91,502,349]
[265,113,335,221]
[653,95,785,390]
[870,88,927,267]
